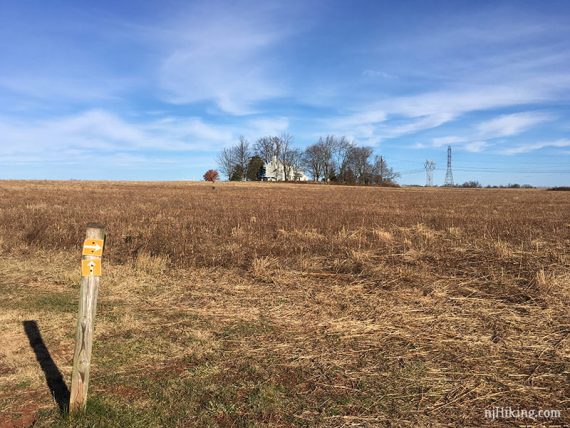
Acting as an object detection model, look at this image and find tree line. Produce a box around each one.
[217,134,400,185]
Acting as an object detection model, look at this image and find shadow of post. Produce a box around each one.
[22,320,70,414]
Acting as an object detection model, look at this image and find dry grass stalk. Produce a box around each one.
[0,181,568,426]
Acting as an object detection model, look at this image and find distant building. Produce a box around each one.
[263,156,308,182]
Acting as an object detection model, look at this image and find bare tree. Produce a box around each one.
[304,138,334,182]
[347,146,373,184]
[304,135,357,182]
[221,132,398,185]
[319,137,334,180]
[330,136,354,181]
[254,136,279,163]
[284,148,304,181]
[254,134,298,181]
[319,137,335,181]
[234,136,251,181]
[304,144,324,181]
[217,147,237,179]
[278,133,295,181]
[216,137,251,181]
[372,155,400,185]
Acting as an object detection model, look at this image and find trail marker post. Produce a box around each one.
[70,225,106,413]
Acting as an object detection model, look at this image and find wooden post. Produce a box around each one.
[69,224,105,413]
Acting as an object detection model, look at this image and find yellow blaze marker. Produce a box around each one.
[82,239,104,257]
[81,258,102,277]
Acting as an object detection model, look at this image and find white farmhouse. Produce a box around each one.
[264,156,308,182]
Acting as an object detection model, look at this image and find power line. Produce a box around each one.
[454,169,570,174]
[394,144,570,180]
[398,168,570,176]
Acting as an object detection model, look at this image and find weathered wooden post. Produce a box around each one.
[69,224,105,413]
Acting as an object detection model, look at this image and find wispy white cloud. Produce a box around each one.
[362,69,394,79]
[0,76,130,102]
[476,112,554,138]
[0,1,305,115]
[463,141,488,153]
[502,139,570,155]
[377,113,455,140]
[322,7,570,147]
[327,83,554,145]
[431,136,465,147]
[334,111,387,129]
[417,137,489,153]
[0,109,290,163]
[421,111,554,153]
[154,2,300,114]
[1,1,569,181]
[246,117,290,136]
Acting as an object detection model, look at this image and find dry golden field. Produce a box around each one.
[0,181,568,427]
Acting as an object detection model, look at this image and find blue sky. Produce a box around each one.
[1,0,569,185]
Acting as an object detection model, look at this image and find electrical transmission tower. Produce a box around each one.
[444,145,454,186]
[424,160,436,186]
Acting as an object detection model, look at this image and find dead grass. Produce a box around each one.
[0,181,568,427]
